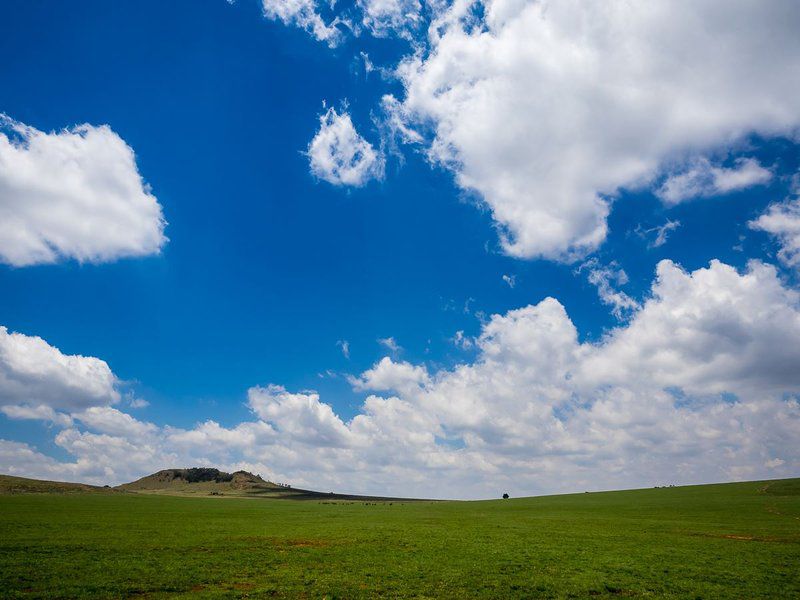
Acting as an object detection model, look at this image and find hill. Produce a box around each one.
[0,474,115,495]
[117,467,285,496]
[117,467,423,501]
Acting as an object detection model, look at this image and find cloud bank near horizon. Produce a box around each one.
[1,258,798,498]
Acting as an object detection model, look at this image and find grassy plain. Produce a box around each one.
[0,478,798,598]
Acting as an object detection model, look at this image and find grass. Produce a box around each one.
[0,479,798,598]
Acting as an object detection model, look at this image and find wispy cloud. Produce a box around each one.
[749,171,800,270]
[635,220,681,249]
[377,336,401,354]
[577,259,639,320]
[657,157,772,205]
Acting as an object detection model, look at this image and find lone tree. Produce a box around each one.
[502,493,509,499]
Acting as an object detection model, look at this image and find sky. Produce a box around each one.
[1,0,799,499]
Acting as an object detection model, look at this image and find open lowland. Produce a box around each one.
[0,475,798,598]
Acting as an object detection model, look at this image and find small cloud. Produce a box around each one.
[261,0,344,47]
[360,52,395,81]
[0,404,73,428]
[452,330,474,350]
[463,297,475,315]
[307,107,384,187]
[358,0,422,39]
[361,52,374,76]
[349,357,429,394]
[657,157,772,205]
[378,336,401,354]
[502,274,516,288]
[635,219,681,249]
[440,297,458,312]
[380,95,423,147]
[336,340,350,359]
[749,178,800,271]
[765,458,785,469]
[129,398,149,409]
[577,259,639,320]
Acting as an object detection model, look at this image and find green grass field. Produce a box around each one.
[1,479,798,598]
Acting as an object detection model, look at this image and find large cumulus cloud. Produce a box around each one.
[389,0,800,259]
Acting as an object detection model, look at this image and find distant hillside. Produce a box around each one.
[0,474,115,495]
[119,467,426,501]
[117,467,292,497]
[2,468,426,501]
[120,467,273,489]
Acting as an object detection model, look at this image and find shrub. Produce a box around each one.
[185,468,233,483]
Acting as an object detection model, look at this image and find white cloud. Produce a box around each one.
[637,220,681,249]
[336,339,350,359]
[579,260,639,320]
[750,196,800,270]
[349,356,430,395]
[74,406,157,438]
[710,159,774,194]
[261,0,343,46]
[0,115,166,267]
[0,404,73,428]
[578,260,800,399]
[2,259,799,496]
[377,336,401,354]
[657,157,773,205]
[501,274,515,288]
[247,385,352,447]
[128,397,150,409]
[390,0,800,260]
[0,440,90,482]
[357,0,422,38]
[167,419,276,451]
[260,0,425,44]
[308,108,384,187]
[452,330,474,350]
[380,95,424,146]
[54,427,166,480]
[0,325,120,413]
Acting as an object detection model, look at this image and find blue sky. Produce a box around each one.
[1,0,799,498]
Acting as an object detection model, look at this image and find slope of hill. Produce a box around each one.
[0,474,115,495]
